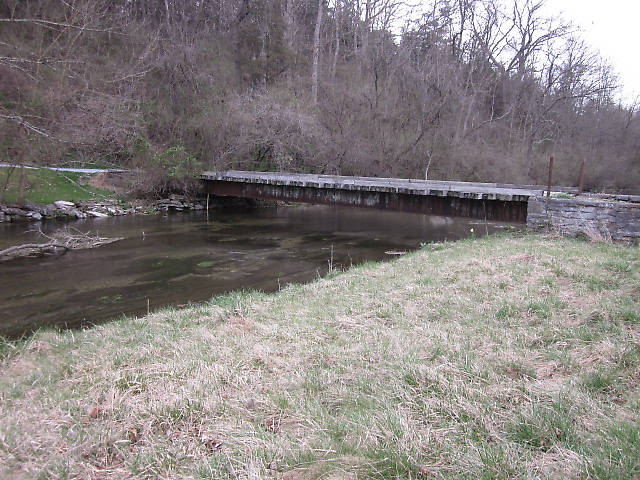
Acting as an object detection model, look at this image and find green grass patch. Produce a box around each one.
[581,369,620,394]
[509,398,577,451]
[0,167,112,204]
[585,422,640,479]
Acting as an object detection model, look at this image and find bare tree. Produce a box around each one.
[312,0,324,105]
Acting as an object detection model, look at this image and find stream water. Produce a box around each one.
[0,205,515,337]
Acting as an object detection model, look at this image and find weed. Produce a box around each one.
[526,301,552,320]
[509,398,576,451]
[115,371,147,394]
[581,370,620,394]
[585,422,640,479]
[496,303,521,320]
[157,398,205,423]
[603,260,632,274]
[477,444,522,479]
[619,308,640,324]
[615,343,640,369]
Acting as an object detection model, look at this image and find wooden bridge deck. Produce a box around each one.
[201,170,549,222]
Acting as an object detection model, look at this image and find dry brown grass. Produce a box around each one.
[0,234,639,479]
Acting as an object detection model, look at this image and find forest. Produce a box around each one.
[1,0,638,193]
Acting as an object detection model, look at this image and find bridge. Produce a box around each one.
[200,170,557,222]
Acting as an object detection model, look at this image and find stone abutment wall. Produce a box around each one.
[527,196,640,243]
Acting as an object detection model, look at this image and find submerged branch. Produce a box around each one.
[0,228,123,261]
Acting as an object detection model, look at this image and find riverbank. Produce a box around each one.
[1,233,638,478]
[0,165,230,224]
[0,196,208,223]
[0,167,116,205]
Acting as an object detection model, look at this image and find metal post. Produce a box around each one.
[547,156,554,197]
[577,159,585,195]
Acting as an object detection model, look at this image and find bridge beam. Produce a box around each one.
[203,179,528,223]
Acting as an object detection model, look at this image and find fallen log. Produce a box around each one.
[0,242,68,257]
[0,228,123,261]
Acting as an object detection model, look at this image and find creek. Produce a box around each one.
[0,205,514,337]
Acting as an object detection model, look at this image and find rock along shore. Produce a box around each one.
[0,195,206,223]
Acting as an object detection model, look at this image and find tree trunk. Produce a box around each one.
[284,0,295,49]
[17,165,25,205]
[332,0,341,80]
[259,27,268,88]
[284,0,296,86]
[312,0,324,106]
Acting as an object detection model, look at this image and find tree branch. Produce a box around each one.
[0,18,126,35]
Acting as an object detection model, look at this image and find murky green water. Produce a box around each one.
[0,205,515,337]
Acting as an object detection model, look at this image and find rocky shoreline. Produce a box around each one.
[0,195,207,223]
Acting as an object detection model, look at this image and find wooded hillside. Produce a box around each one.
[1,0,638,191]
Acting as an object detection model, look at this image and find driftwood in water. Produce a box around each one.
[0,228,123,261]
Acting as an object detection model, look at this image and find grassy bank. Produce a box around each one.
[0,168,112,205]
[1,234,639,479]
